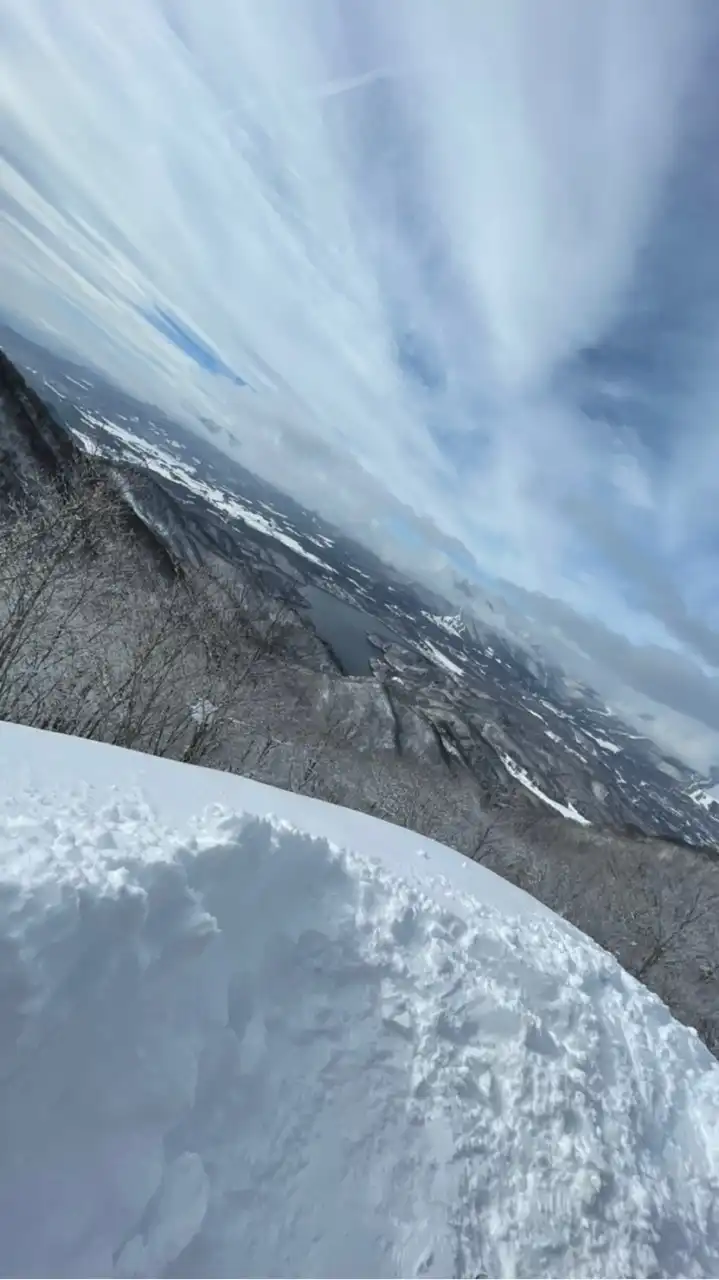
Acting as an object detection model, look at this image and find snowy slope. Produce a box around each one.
[1,725,718,1279]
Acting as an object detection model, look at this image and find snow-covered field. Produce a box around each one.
[68,412,337,573]
[1,724,718,1278]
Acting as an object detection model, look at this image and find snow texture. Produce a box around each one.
[1,723,719,1278]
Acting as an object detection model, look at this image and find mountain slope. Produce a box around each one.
[0,347,78,504]
[4,335,719,854]
[0,346,185,580]
[1,721,718,1279]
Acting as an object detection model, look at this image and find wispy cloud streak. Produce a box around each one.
[1,0,717,670]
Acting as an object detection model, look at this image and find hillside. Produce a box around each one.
[0,338,718,1060]
[4,331,719,849]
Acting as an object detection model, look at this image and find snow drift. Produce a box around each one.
[1,724,718,1279]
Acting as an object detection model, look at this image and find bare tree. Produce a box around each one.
[0,473,301,767]
[603,846,719,984]
[4,466,719,1057]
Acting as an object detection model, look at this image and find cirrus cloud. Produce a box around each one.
[1,0,719,707]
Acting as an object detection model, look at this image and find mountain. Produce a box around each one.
[2,328,719,851]
[0,324,406,595]
[3,330,719,1064]
[0,343,182,581]
[0,346,79,505]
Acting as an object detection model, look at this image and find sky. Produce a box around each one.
[2,0,719,766]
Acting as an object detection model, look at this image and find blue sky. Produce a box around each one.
[143,308,246,386]
[2,0,719,762]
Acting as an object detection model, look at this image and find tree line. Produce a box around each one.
[1,465,717,1058]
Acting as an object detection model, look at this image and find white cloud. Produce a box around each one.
[0,0,714,647]
[611,453,654,511]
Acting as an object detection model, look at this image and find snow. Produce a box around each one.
[1,724,719,1278]
[524,704,545,721]
[688,785,717,813]
[69,427,102,457]
[539,697,569,719]
[73,414,336,572]
[216,501,334,570]
[499,750,592,826]
[582,728,622,755]
[427,613,466,639]
[306,533,335,549]
[189,698,218,726]
[423,640,465,678]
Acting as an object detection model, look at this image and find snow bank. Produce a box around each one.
[1,725,718,1279]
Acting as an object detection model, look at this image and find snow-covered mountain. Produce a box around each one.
[0,323,386,586]
[1,721,718,1279]
[3,328,719,850]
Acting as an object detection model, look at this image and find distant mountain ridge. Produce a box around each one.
[0,340,318,583]
[2,330,719,854]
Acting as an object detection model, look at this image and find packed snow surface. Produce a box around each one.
[1,724,719,1279]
